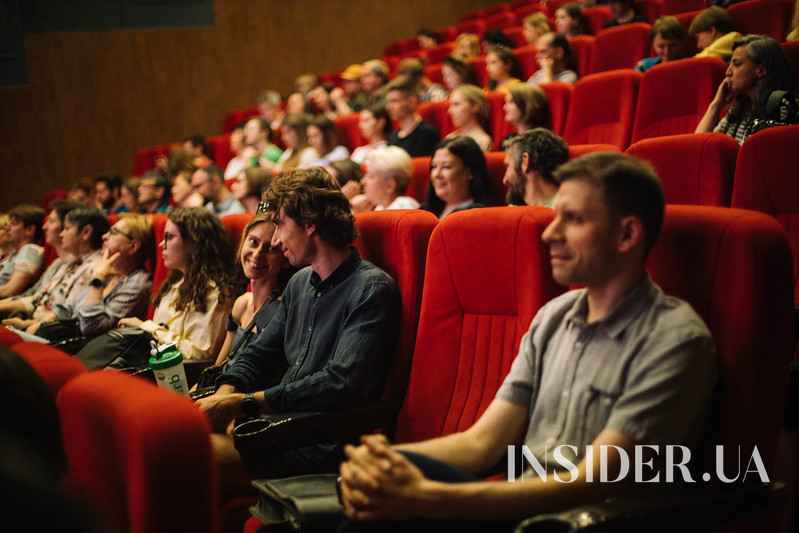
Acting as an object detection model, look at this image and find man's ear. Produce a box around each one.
[305,223,316,237]
[521,152,531,174]
[554,46,565,61]
[617,216,644,253]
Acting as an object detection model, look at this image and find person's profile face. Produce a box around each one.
[504,92,522,124]
[270,207,312,268]
[542,180,620,288]
[442,64,464,92]
[160,219,187,273]
[43,212,63,246]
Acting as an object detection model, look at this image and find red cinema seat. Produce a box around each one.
[514,2,547,23]
[383,40,402,58]
[567,143,621,159]
[426,42,455,65]
[148,214,169,319]
[436,26,457,43]
[409,157,432,203]
[591,23,652,74]
[460,10,485,22]
[568,35,595,79]
[484,151,510,205]
[731,124,799,305]
[395,206,564,443]
[506,26,528,48]
[635,0,663,25]
[132,146,156,176]
[220,213,254,253]
[485,2,511,17]
[8,342,86,394]
[58,371,216,533]
[625,132,738,206]
[514,44,539,80]
[563,69,643,150]
[42,189,68,212]
[417,99,454,138]
[206,133,235,169]
[0,326,22,346]
[727,0,794,42]
[334,112,366,152]
[457,18,487,37]
[661,0,704,15]
[781,41,799,86]
[631,57,727,143]
[486,10,517,30]
[583,6,613,35]
[675,10,701,57]
[546,0,569,17]
[353,210,438,401]
[468,56,489,89]
[424,63,444,85]
[221,105,260,134]
[486,90,514,150]
[540,81,574,136]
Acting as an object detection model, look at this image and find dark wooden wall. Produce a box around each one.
[0,0,498,210]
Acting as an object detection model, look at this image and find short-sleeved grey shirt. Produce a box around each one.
[497,275,716,471]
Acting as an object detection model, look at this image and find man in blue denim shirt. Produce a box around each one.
[197,167,400,496]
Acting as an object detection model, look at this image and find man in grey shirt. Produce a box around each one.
[338,152,716,532]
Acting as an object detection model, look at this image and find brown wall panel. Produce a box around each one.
[0,0,498,210]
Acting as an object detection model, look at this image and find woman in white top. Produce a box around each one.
[351,146,421,213]
[445,84,494,152]
[350,104,390,165]
[304,116,349,167]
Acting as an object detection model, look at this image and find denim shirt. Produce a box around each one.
[218,247,400,412]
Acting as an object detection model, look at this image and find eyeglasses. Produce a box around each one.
[256,202,271,214]
[163,232,178,243]
[108,226,134,240]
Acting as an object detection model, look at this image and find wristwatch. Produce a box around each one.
[89,277,106,288]
[241,392,259,417]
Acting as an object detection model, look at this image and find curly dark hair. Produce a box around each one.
[263,167,357,248]
[154,207,243,313]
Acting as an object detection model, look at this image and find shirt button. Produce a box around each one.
[308,326,312,332]
[316,292,321,298]
[295,361,301,366]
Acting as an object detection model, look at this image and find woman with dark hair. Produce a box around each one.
[485,47,523,92]
[211,212,294,371]
[422,136,493,220]
[441,56,479,92]
[350,105,390,165]
[76,207,242,369]
[231,167,272,213]
[555,3,587,38]
[696,35,799,144]
[305,116,350,167]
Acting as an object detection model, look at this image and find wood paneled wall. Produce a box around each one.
[0,0,498,210]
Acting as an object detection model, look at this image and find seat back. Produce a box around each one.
[486,10,517,30]
[563,69,643,150]
[540,81,574,137]
[486,90,514,151]
[8,342,86,394]
[631,57,727,143]
[58,372,216,533]
[334,112,366,152]
[731,124,799,304]
[206,133,235,169]
[781,41,799,91]
[674,10,701,57]
[395,207,565,443]
[221,105,260,134]
[426,42,455,65]
[220,213,253,252]
[727,0,794,41]
[582,6,613,35]
[409,157,432,204]
[625,132,738,206]
[0,326,22,346]
[484,151,510,205]
[568,35,595,79]
[353,210,438,401]
[148,214,169,318]
[591,23,652,74]
[647,206,793,476]
[514,44,539,80]
[417,99,454,138]
[661,0,703,14]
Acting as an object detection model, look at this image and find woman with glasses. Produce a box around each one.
[5,214,154,347]
[76,208,243,369]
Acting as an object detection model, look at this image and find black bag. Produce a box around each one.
[74,327,155,371]
[249,475,343,531]
[33,319,82,343]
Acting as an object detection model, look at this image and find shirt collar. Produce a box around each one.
[565,273,659,339]
[309,246,362,291]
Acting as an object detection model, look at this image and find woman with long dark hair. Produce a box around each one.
[696,35,798,144]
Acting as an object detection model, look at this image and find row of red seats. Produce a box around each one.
[5,200,793,532]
